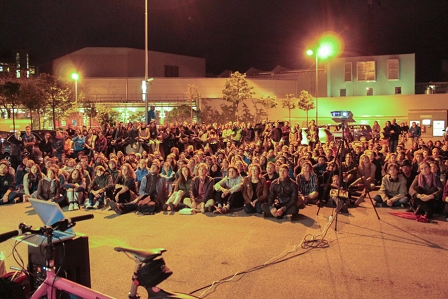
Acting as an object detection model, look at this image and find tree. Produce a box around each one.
[97,106,120,127]
[297,90,315,126]
[166,104,200,124]
[282,94,297,124]
[81,98,97,128]
[222,71,255,121]
[0,80,21,130]
[185,84,201,123]
[38,73,75,129]
[256,92,277,121]
[18,79,46,129]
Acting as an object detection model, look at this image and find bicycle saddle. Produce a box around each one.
[114,247,166,262]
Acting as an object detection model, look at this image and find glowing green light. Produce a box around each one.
[71,73,79,81]
[306,49,314,56]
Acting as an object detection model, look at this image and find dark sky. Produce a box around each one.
[1,0,447,81]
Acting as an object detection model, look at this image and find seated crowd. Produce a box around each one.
[1,119,448,222]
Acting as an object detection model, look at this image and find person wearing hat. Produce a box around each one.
[373,163,408,207]
[261,164,299,219]
[213,165,244,214]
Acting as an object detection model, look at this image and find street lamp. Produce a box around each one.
[306,33,343,126]
[71,72,79,105]
[144,0,149,124]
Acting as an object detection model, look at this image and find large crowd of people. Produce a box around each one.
[0,118,447,222]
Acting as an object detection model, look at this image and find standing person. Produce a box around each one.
[66,124,76,138]
[372,120,381,143]
[148,105,156,124]
[39,132,54,159]
[53,129,65,162]
[270,122,282,148]
[281,121,291,146]
[307,120,319,150]
[242,163,268,214]
[22,126,36,161]
[94,131,108,155]
[408,122,421,144]
[8,131,23,170]
[183,163,215,213]
[261,164,299,219]
[389,118,401,153]
[232,122,243,148]
[72,129,86,160]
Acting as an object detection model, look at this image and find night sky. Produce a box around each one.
[1,0,447,81]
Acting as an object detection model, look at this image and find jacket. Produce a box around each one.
[139,173,168,205]
[190,175,215,203]
[36,178,61,200]
[241,176,268,204]
[268,177,298,211]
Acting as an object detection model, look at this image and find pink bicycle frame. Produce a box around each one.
[30,264,116,299]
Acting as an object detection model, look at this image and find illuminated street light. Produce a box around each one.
[306,33,343,125]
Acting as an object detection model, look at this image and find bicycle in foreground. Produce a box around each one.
[0,214,197,299]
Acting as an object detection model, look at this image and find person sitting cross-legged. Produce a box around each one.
[183,163,215,213]
[86,166,113,209]
[261,164,299,219]
[213,165,244,214]
[109,163,168,215]
[242,163,268,214]
[373,163,408,207]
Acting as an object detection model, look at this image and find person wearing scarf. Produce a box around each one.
[409,161,442,219]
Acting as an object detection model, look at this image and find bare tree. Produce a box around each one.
[282,94,297,124]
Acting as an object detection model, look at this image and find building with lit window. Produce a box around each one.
[0,49,37,78]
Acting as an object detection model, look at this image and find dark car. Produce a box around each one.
[320,124,372,141]
[0,130,56,164]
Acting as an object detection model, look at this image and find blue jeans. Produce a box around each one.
[373,194,408,207]
[88,192,106,206]
[0,191,20,205]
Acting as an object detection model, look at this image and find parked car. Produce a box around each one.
[320,124,372,141]
[0,130,56,164]
[300,128,334,145]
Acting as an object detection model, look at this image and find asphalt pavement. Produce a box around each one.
[1,195,447,299]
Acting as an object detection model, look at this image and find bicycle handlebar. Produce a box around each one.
[0,214,94,244]
[0,229,22,243]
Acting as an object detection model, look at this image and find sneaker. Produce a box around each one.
[68,203,74,211]
[213,207,222,214]
[163,203,169,211]
[168,202,175,212]
[85,203,93,209]
[73,203,79,210]
[199,203,205,213]
[93,202,100,209]
[205,206,213,213]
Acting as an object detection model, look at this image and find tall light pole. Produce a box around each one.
[71,72,79,105]
[144,0,149,124]
[306,34,341,125]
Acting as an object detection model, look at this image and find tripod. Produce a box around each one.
[317,121,380,231]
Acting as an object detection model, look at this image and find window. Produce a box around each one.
[344,62,352,82]
[366,87,373,96]
[387,59,399,80]
[16,70,21,78]
[164,65,179,77]
[340,89,346,97]
[395,87,401,94]
[357,61,375,81]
